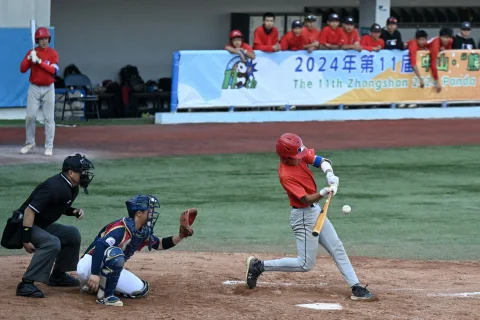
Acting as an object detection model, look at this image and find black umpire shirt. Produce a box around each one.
[452,34,477,50]
[17,173,79,229]
[381,29,404,50]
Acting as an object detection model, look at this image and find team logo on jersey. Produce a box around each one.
[105,237,116,246]
[222,56,257,89]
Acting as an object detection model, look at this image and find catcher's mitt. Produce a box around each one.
[179,208,197,238]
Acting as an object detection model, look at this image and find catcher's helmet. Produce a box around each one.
[125,194,160,251]
[35,27,51,43]
[276,133,308,160]
[230,30,243,39]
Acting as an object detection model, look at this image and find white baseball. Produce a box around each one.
[342,205,351,214]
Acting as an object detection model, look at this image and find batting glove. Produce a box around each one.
[319,187,332,197]
[326,172,339,186]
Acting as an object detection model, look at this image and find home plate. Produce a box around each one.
[296,303,343,310]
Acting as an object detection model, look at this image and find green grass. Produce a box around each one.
[0,118,154,127]
[1,145,480,261]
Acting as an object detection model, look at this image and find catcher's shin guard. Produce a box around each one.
[97,247,125,300]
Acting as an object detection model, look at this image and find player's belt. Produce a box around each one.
[291,204,315,209]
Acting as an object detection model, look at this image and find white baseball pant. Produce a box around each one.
[25,83,55,149]
[77,254,145,296]
[263,203,360,287]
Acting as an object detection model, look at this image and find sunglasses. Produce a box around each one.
[462,28,471,31]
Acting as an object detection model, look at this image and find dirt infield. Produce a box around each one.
[1,119,480,320]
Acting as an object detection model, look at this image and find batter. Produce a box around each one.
[245,133,374,301]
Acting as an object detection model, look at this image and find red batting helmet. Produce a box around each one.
[230,30,243,39]
[35,27,51,43]
[276,133,308,160]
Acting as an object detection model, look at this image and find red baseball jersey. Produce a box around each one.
[318,26,344,46]
[427,37,453,80]
[341,28,360,45]
[280,32,308,51]
[253,26,279,52]
[20,47,58,86]
[278,149,318,208]
[301,27,320,44]
[360,35,385,51]
[225,42,254,53]
[407,39,428,68]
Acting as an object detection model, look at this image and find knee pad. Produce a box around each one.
[119,280,150,299]
[98,247,125,298]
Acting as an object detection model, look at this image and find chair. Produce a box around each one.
[62,74,100,121]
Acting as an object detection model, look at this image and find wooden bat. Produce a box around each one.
[312,192,333,237]
[30,20,36,51]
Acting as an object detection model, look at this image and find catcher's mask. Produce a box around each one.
[125,194,160,251]
[62,153,95,194]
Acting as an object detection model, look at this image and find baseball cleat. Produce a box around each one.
[351,284,375,301]
[44,148,53,156]
[48,272,80,287]
[245,256,264,289]
[96,295,123,307]
[20,144,35,154]
[16,282,44,298]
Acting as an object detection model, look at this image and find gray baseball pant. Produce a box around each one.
[22,223,81,283]
[25,83,55,149]
[263,203,359,287]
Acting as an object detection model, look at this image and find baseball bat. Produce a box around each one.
[312,192,333,237]
[30,20,36,50]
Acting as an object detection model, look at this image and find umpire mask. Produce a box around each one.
[62,153,95,194]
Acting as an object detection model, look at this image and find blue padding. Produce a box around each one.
[0,27,55,108]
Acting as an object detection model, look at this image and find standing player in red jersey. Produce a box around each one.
[427,28,453,93]
[245,133,375,302]
[280,20,308,51]
[301,15,320,53]
[318,13,344,50]
[360,24,385,52]
[225,30,256,63]
[19,27,59,157]
[253,12,280,52]
[340,17,362,52]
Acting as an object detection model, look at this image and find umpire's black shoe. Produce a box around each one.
[351,284,375,301]
[48,272,80,287]
[16,282,44,298]
[246,256,264,289]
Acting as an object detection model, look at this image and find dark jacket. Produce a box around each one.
[380,29,404,50]
[452,34,476,50]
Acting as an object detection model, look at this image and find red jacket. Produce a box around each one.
[427,37,453,80]
[341,28,360,45]
[318,26,344,46]
[280,32,308,51]
[301,27,320,44]
[20,47,58,86]
[253,26,279,52]
[360,35,385,51]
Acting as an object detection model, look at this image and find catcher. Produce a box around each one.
[76,194,197,306]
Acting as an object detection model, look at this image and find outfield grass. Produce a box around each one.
[1,145,480,260]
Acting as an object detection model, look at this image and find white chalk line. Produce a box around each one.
[222,280,328,287]
[296,303,343,310]
[428,291,480,298]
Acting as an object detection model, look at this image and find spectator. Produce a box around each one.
[381,17,405,50]
[225,30,256,62]
[452,21,476,50]
[302,15,320,53]
[360,24,385,52]
[253,12,280,52]
[318,13,344,50]
[407,30,430,90]
[340,17,362,52]
[280,20,308,51]
[427,27,453,92]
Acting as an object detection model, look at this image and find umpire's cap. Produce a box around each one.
[62,153,94,173]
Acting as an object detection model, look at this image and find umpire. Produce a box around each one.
[15,153,94,298]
